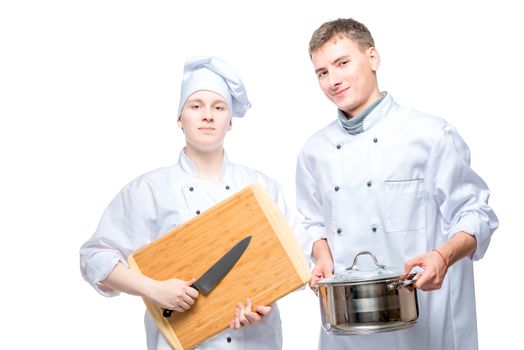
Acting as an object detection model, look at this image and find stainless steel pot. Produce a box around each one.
[316,251,419,335]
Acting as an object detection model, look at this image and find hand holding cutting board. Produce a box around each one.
[230,298,272,329]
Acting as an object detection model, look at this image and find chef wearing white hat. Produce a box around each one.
[80,56,294,349]
[177,56,251,118]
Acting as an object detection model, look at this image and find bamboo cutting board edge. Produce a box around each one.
[250,184,311,284]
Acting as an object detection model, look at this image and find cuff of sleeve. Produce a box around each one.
[449,212,492,261]
[84,252,126,297]
[301,225,326,259]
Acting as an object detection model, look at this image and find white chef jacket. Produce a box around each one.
[296,93,498,350]
[80,149,297,350]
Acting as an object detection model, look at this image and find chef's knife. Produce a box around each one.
[163,235,252,317]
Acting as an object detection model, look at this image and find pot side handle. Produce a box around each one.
[387,279,417,291]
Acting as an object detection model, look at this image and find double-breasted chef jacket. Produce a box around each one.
[80,150,302,350]
[296,93,498,350]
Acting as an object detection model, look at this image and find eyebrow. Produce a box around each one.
[186,98,226,104]
[186,98,203,104]
[314,55,351,74]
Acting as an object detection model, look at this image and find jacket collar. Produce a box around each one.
[178,148,230,179]
[337,92,397,134]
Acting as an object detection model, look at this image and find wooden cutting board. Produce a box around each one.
[128,183,310,350]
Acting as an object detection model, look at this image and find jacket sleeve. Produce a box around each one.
[425,124,499,260]
[295,151,327,258]
[79,178,156,297]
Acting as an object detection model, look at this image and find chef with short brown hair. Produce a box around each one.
[297,18,499,350]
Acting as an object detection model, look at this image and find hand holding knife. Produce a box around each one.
[163,235,252,317]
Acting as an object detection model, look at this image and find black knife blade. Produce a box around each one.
[163,235,252,318]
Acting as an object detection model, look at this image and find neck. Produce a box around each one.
[346,89,381,118]
[338,91,387,135]
[184,146,224,180]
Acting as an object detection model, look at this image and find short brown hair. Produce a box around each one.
[309,18,375,56]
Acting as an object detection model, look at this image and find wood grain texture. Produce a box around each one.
[129,184,310,350]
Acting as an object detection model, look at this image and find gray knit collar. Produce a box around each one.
[338,91,387,135]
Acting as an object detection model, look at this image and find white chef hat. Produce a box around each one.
[177,56,251,118]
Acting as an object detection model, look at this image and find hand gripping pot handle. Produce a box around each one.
[387,278,416,290]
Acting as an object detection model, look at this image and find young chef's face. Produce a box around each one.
[311,36,380,117]
[178,90,232,152]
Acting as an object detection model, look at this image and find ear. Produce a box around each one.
[228,118,232,131]
[177,118,183,129]
[367,47,381,72]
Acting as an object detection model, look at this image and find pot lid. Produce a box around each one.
[318,251,403,285]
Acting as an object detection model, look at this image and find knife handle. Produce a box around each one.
[162,283,199,318]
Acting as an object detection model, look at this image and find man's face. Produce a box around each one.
[311,36,380,116]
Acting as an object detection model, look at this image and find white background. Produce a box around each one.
[1,0,522,349]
